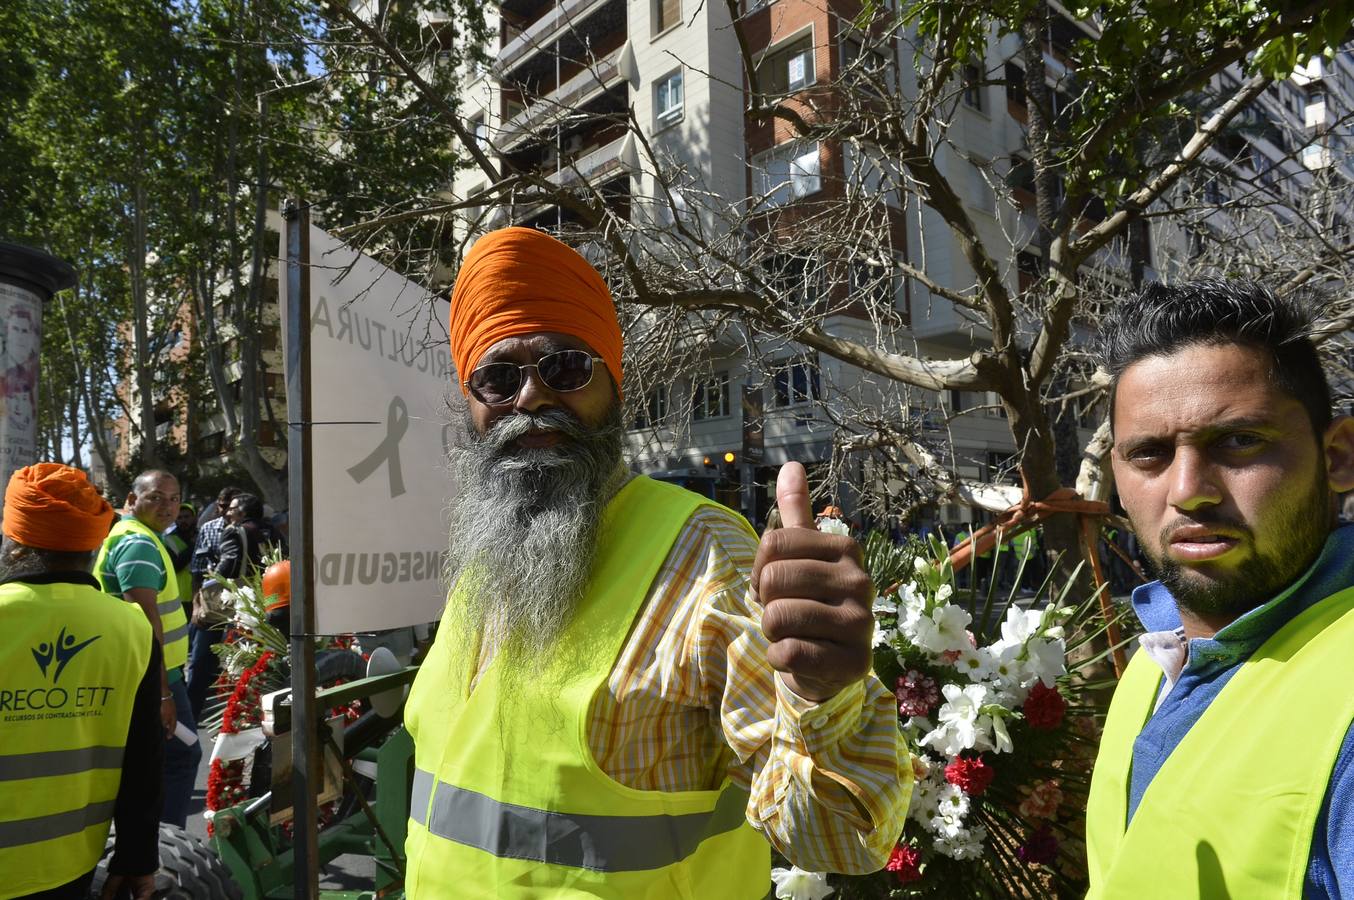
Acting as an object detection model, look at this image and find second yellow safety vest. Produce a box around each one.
[95,517,189,670]
[404,476,771,898]
[0,578,153,898]
[1086,585,1354,898]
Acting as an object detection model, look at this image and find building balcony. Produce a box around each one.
[545,133,632,187]
[498,43,630,151]
[498,0,621,75]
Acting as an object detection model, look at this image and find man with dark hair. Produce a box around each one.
[216,492,283,581]
[185,485,241,720]
[1,464,162,899]
[1086,279,1354,896]
[94,469,200,829]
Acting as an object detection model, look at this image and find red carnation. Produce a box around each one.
[944,755,995,797]
[885,844,923,883]
[1023,682,1067,730]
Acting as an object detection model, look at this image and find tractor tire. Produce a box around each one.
[315,648,367,685]
[91,823,243,900]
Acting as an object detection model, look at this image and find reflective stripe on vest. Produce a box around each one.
[0,799,117,849]
[0,580,152,896]
[1085,585,1354,898]
[0,745,124,781]
[95,517,189,670]
[404,476,771,898]
[410,768,750,872]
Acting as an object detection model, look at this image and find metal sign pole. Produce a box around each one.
[283,199,320,899]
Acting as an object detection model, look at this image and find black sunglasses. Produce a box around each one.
[465,349,604,405]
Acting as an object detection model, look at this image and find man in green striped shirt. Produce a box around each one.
[98,470,202,828]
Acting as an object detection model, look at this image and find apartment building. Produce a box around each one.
[447,0,1353,527]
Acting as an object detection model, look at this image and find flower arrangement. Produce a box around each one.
[201,554,367,831]
[773,531,1119,899]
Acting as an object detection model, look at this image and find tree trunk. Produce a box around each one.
[128,179,159,470]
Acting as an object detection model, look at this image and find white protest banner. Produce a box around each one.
[285,222,452,634]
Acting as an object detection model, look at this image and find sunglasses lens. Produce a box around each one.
[468,363,522,404]
[539,350,595,392]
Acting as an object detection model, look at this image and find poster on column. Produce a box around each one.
[283,223,454,634]
[0,282,42,490]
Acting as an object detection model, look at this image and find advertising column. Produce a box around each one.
[0,242,76,496]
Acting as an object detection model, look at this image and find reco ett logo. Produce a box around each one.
[31,627,101,684]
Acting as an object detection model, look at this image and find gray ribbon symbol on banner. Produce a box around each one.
[347,396,408,498]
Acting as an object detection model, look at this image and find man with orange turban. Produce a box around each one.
[404,227,909,896]
[0,464,162,900]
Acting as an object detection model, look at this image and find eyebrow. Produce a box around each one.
[1116,416,1281,448]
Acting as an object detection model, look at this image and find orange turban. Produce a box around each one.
[3,463,114,552]
[449,227,623,400]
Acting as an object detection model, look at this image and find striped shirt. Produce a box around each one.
[191,516,228,576]
[100,520,168,593]
[475,503,911,873]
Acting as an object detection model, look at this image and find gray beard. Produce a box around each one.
[443,402,626,666]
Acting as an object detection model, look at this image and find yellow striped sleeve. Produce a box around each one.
[587,503,911,874]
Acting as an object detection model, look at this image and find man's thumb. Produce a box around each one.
[776,462,815,529]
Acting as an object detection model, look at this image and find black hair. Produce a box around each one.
[232,492,264,520]
[0,537,96,581]
[1101,279,1331,435]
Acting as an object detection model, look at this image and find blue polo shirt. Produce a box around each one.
[1127,523,1354,898]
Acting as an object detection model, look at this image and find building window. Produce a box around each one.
[772,359,821,408]
[201,431,225,456]
[655,69,684,127]
[757,34,814,96]
[962,62,984,110]
[850,259,893,307]
[633,385,669,429]
[470,114,490,148]
[1004,61,1026,107]
[760,254,821,307]
[653,0,680,35]
[692,373,730,420]
[753,141,821,206]
[839,34,892,93]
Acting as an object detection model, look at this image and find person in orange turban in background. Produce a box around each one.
[0,464,163,900]
[402,227,908,897]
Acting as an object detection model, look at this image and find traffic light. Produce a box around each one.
[702,454,715,469]
[722,450,737,481]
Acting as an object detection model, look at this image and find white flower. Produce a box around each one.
[935,824,987,860]
[913,605,972,656]
[817,518,850,536]
[955,645,996,682]
[928,807,967,839]
[872,623,893,647]
[935,583,954,603]
[990,712,1013,753]
[1000,604,1044,645]
[873,595,898,614]
[770,867,835,900]
[986,642,1027,695]
[936,782,971,819]
[895,583,928,637]
[920,683,991,755]
[1025,637,1067,687]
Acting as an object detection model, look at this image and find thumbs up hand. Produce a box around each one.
[751,462,875,703]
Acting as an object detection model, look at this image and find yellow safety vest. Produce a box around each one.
[0,578,153,897]
[404,476,771,898]
[95,517,189,671]
[1085,586,1354,898]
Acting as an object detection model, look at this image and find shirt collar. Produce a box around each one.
[1131,523,1354,671]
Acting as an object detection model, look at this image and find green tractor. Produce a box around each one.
[206,664,420,898]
